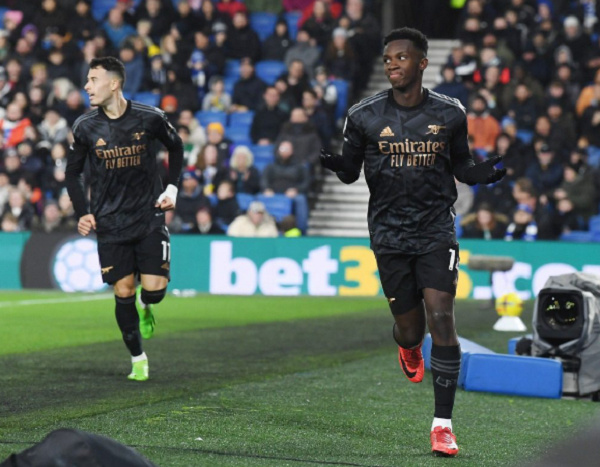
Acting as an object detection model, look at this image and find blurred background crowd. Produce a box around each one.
[0,0,599,242]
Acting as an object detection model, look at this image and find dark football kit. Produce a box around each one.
[341,89,472,313]
[66,100,183,284]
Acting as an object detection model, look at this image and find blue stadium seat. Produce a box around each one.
[236,193,255,212]
[91,0,116,22]
[455,214,463,238]
[284,11,302,40]
[560,231,593,242]
[255,60,287,85]
[0,7,9,22]
[257,194,293,221]
[589,215,600,233]
[135,92,160,107]
[224,59,241,79]
[250,144,274,172]
[331,79,349,121]
[516,129,534,145]
[195,110,227,127]
[250,12,277,42]
[225,125,252,145]
[228,111,255,127]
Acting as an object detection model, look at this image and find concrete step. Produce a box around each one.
[322,184,370,194]
[307,228,369,237]
[308,219,368,229]
[311,210,368,220]
[318,193,370,203]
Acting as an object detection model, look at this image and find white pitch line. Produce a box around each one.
[0,293,113,308]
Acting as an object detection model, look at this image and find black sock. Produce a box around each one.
[430,344,461,419]
[115,294,142,357]
[141,287,167,305]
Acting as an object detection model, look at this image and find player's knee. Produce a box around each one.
[141,287,167,305]
[114,284,136,298]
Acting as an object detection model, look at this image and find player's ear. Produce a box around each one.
[419,57,428,71]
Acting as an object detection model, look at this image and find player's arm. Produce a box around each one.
[66,130,96,236]
[450,112,506,186]
[319,114,365,184]
[154,112,184,210]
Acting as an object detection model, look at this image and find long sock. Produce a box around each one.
[430,344,461,420]
[115,294,142,357]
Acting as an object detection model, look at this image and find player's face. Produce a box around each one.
[84,67,118,107]
[383,39,427,91]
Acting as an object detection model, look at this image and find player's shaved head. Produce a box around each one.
[383,27,428,58]
[89,56,126,87]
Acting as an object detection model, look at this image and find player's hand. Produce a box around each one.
[156,184,178,211]
[464,155,507,185]
[78,214,96,236]
[319,148,345,172]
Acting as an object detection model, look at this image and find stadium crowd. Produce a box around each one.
[0,0,599,242]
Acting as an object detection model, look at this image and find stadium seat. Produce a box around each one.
[516,129,534,145]
[223,76,237,95]
[195,110,227,127]
[224,59,241,79]
[250,12,277,42]
[91,0,116,22]
[225,125,252,145]
[257,194,293,221]
[255,60,287,85]
[236,193,255,211]
[135,92,160,107]
[228,111,255,128]
[588,215,600,233]
[284,11,302,40]
[331,79,349,121]
[560,231,594,242]
[455,214,462,238]
[251,144,275,172]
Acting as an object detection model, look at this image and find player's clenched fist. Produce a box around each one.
[78,214,96,236]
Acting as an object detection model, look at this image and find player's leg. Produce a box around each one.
[98,242,148,381]
[135,225,171,339]
[375,252,426,382]
[418,244,461,456]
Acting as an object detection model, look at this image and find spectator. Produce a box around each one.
[70,0,99,42]
[279,214,302,237]
[298,0,343,25]
[275,107,321,167]
[262,18,292,62]
[461,202,509,240]
[134,0,176,44]
[120,45,144,95]
[302,0,335,49]
[261,140,310,232]
[0,172,10,215]
[143,54,168,93]
[33,0,68,40]
[550,161,597,230]
[31,200,75,233]
[2,187,35,231]
[302,89,333,150]
[225,11,261,62]
[278,59,311,108]
[433,65,469,108]
[466,94,501,156]
[1,212,19,232]
[202,75,231,112]
[1,102,33,149]
[284,29,321,80]
[160,94,179,122]
[554,15,591,66]
[525,143,563,196]
[162,67,199,112]
[494,131,530,181]
[507,83,538,134]
[504,204,538,241]
[576,68,600,118]
[59,90,87,127]
[175,168,209,232]
[311,65,338,124]
[192,30,226,79]
[213,179,241,226]
[178,125,201,168]
[173,0,200,40]
[103,8,136,49]
[230,57,267,112]
[227,200,279,237]
[198,0,229,37]
[323,27,356,83]
[204,123,232,166]
[177,109,207,149]
[216,0,247,19]
[215,145,261,195]
[3,149,24,186]
[250,86,288,145]
[188,206,225,235]
[195,142,223,194]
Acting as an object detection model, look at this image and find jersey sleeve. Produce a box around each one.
[65,125,89,218]
[338,112,366,184]
[450,109,475,183]
[154,110,184,187]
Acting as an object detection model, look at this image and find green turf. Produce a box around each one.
[0,292,598,466]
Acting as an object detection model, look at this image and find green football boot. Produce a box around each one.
[127,358,149,382]
[135,285,155,339]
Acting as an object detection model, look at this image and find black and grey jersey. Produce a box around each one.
[341,88,472,254]
[66,100,183,243]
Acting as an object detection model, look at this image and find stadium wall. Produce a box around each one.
[1,232,599,298]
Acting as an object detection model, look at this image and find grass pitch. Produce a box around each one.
[0,292,598,466]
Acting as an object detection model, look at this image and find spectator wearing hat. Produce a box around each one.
[231,58,267,112]
[323,27,356,83]
[525,142,563,196]
[262,18,292,62]
[227,200,279,237]
[302,1,335,49]
[160,94,179,122]
[175,168,210,232]
[285,28,321,80]
[204,123,232,165]
[187,206,225,235]
[225,11,261,63]
[250,86,288,145]
[504,204,538,241]
[466,94,501,156]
